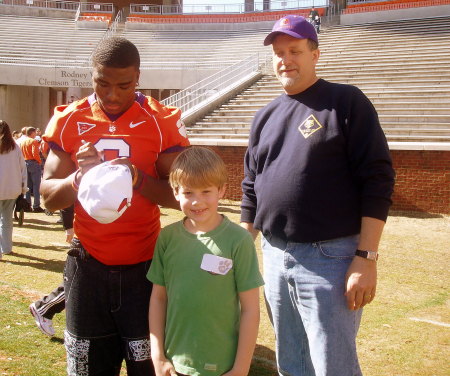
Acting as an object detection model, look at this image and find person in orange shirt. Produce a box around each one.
[40,37,189,375]
[20,127,44,212]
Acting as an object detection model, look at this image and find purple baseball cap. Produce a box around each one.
[264,15,318,46]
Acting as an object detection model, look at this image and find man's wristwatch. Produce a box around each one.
[355,249,379,261]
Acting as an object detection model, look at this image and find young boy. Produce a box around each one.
[147,147,264,376]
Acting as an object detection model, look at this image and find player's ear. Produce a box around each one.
[136,69,140,85]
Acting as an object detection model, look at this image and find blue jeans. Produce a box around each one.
[64,240,155,376]
[262,235,363,376]
[0,199,15,254]
[25,160,41,209]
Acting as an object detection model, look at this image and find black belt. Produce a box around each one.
[67,238,90,260]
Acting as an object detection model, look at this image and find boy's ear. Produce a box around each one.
[173,188,180,201]
[218,184,227,199]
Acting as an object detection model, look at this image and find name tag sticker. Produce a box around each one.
[201,254,233,275]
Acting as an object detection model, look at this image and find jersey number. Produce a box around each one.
[94,139,131,160]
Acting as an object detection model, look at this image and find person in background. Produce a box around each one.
[0,120,27,258]
[15,126,27,146]
[309,6,319,21]
[12,130,20,140]
[29,205,74,337]
[35,128,43,142]
[148,147,263,376]
[40,37,189,375]
[314,15,321,34]
[20,127,44,213]
[241,15,395,376]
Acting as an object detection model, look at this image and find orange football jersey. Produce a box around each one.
[44,93,189,265]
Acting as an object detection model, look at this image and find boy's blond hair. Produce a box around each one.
[169,147,227,191]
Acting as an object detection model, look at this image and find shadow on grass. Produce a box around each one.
[1,252,65,273]
[13,241,67,252]
[50,337,64,344]
[17,221,62,231]
[250,344,277,375]
[389,210,444,219]
[218,205,241,214]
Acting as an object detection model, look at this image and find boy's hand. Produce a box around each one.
[221,369,247,376]
[152,357,177,376]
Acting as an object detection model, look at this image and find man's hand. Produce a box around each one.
[345,256,377,310]
[75,141,103,175]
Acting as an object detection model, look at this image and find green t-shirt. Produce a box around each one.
[147,215,264,376]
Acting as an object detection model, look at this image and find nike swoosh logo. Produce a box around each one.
[129,121,146,128]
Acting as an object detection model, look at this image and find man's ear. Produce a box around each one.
[173,188,180,202]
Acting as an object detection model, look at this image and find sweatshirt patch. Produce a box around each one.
[298,114,323,139]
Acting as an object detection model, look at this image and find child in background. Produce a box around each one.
[147,147,264,376]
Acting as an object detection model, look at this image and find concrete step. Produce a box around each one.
[383,128,450,135]
[188,127,250,134]
[378,114,450,122]
[385,134,450,142]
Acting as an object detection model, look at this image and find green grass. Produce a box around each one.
[0,205,449,375]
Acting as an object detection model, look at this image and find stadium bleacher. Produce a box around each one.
[122,28,271,68]
[187,15,450,145]
[0,14,106,65]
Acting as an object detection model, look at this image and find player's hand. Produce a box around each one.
[75,141,103,175]
[109,158,137,180]
[345,255,377,311]
[65,228,74,244]
[152,357,177,376]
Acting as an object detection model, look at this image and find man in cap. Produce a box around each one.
[241,15,395,375]
[41,37,189,375]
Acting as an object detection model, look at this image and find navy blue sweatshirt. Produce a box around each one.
[241,79,395,244]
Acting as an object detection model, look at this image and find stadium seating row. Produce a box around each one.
[0,14,107,64]
[126,8,324,24]
[77,12,112,23]
[343,0,450,14]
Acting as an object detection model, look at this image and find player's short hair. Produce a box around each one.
[26,127,36,136]
[92,37,140,69]
[169,147,227,192]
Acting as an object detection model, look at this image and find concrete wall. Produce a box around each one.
[341,4,450,25]
[208,146,450,215]
[0,64,217,90]
[0,4,76,18]
[0,63,218,133]
[0,85,50,130]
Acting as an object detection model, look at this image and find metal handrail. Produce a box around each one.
[130,1,330,15]
[106,9,122,35]
[347,0,392,3]
[0,0,79,11]
[162,53,266,116]
[75,3,80,21]
[80,2,114,14]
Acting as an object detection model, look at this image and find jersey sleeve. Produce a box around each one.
[146,97,190,152]
[42,104,71,151]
